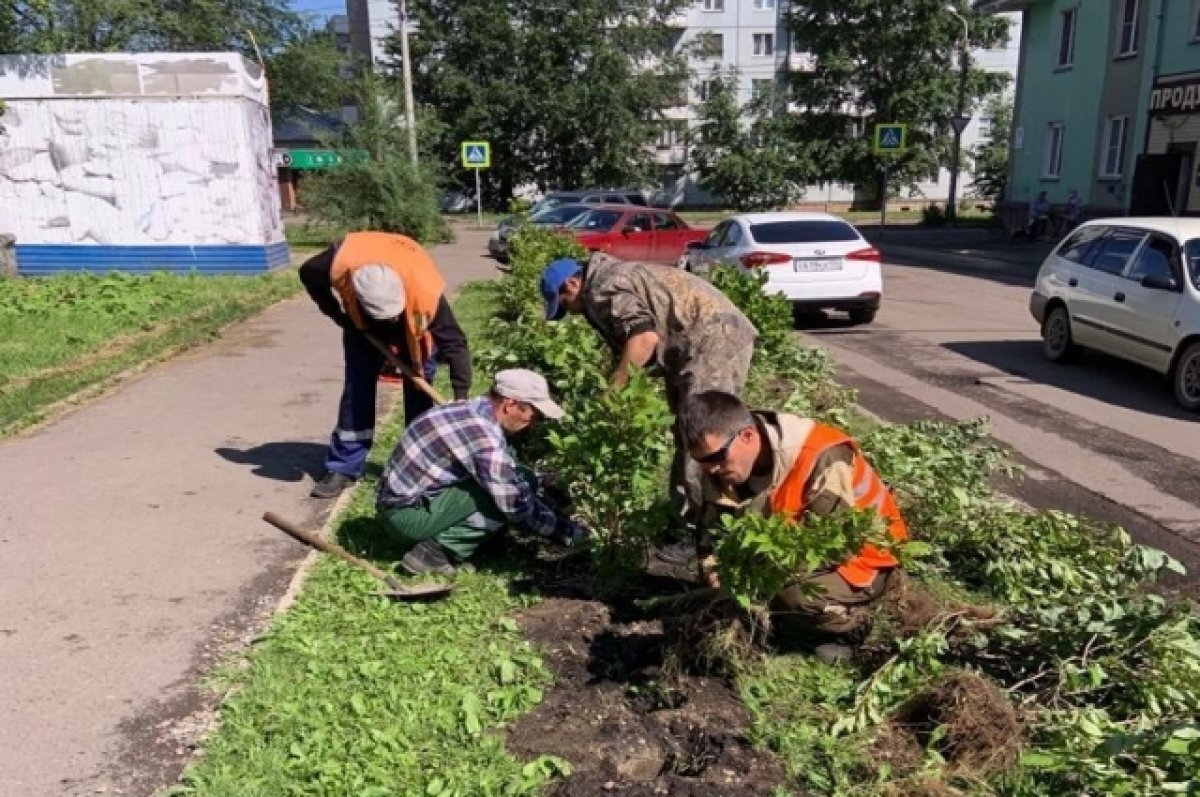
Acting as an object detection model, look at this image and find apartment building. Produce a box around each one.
[984,0,1200,218]
[346,0,401,66]
[658,1,1021,206]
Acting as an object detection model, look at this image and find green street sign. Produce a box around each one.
[872,123,908,155]
[461,141,491,169]
[272,149,367,170]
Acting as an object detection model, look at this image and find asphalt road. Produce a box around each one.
[797,247,1200,589]
[0,222,501,797]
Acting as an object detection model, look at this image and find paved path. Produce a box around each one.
[797,249,1200,588]
[0,223,500,797]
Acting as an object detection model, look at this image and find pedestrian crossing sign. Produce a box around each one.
[461,141,491,169]
[873,123,908,155]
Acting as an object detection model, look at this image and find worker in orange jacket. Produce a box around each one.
[299,232,472,499]
[679,390,908,661]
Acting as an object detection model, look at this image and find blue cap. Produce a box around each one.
[540,258,583,321]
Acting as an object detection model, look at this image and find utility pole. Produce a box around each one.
[946,5,971,224]
[398,0,419,167]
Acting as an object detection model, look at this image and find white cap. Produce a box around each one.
[492,369,565,420]
[351,265,406,320]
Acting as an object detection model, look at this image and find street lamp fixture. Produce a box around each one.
[946,4,971,224]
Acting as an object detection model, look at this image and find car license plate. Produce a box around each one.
[793,258,843,272]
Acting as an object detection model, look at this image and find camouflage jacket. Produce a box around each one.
[579,253,757,383]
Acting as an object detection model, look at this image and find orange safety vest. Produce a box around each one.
[329,232,446,369]
[769,423,909,589]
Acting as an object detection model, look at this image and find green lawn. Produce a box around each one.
[0,270,300,435]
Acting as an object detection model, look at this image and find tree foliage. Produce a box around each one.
[971,92,1013,202]
[300,76,450,244]
[0,1,340,117]
[2,0,302,55]
[399,0,691,207]
[690,74,812,211]
[785,0,1011,195]
[264,30,346,117]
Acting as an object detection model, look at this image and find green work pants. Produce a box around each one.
[382,480,507,561]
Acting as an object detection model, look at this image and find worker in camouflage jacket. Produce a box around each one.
[539,253,758,560]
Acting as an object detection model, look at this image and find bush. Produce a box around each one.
[300,79,451,245]
[921,203,947,227]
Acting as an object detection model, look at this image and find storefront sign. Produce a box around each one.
[1148,74,1200,115]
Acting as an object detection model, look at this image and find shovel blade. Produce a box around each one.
[378,583,455,602]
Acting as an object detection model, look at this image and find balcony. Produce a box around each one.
[787,52,816,72]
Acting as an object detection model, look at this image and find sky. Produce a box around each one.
[290,0,346,22]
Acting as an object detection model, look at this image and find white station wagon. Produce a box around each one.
[1030,218,1200,410]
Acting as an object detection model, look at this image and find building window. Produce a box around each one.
[694,32,724,58]
[696,80,718,103]
[753,33,774,56]
[701,0,724,11]
[1116,0,1139,56]
[751,79,774,100]
[1100,116,1129,178]
[1043,123,1065,178]
[1193,0,1200,41]
[656,121,688,150]
[754,0,777,9]
[1057,8,1077,68]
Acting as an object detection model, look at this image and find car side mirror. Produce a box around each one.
[1141,273,1179,291]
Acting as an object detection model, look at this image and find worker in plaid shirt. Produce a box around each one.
[377,368,588,574]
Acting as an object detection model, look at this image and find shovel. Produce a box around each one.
[362,332,447,406]
[262,511,454,601]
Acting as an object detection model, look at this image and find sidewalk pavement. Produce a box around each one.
[862,225,1057,277]
[0,223,501,797]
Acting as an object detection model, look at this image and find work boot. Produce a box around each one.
[653,539,698,566]
[399,540,475,576]
[310,471,356,499]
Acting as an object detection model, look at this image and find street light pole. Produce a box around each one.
[398,0,419,167]
[946,5,970,224]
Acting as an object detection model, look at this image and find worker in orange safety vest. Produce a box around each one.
[678,390,909,661]
[299,232,472,499]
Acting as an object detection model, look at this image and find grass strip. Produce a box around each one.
[170,281,569,797]
[0,270,301,435]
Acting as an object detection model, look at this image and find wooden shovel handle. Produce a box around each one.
[262,511,404,591]
[362,333,447,406]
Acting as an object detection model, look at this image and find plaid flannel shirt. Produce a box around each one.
[376,397,563,538]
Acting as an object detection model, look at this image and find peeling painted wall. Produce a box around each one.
[0,53,282,250]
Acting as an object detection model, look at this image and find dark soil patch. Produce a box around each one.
[508,598,785,795]
[890,669,1022,777]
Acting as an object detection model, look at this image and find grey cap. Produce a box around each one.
[351,264,407,320]
[492,369,564,420]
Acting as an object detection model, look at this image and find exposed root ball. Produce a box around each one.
[891,669,1022,777]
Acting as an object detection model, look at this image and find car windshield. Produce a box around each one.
[568,209,623,232]
[1184,240,1200,290]
[531,205,588,225]
[749,220,861,244]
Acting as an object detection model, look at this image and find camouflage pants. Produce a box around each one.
[666,326,756,525]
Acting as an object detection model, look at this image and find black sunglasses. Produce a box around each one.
[694,427,746,465]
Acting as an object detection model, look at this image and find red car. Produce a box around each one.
[563,205,709,264]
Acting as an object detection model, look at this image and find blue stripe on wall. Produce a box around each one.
[14,243,292,276]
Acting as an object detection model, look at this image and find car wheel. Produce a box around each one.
[1173,341,1200,411]
[1041,305,1081,363]
[849,308,877,325]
